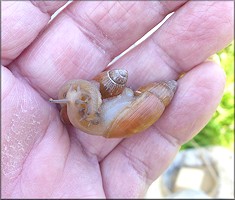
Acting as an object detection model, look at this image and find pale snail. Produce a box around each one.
[49,69,177,138]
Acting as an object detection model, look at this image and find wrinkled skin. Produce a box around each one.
[1,1,233,198]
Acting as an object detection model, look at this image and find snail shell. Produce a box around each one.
[135,80,177,106]
[93,69,128,98]
[104,80,177,138]
[49,69,177,138]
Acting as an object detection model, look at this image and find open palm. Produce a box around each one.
[2,1,233,198]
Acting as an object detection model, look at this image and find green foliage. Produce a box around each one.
[181,41,234,150]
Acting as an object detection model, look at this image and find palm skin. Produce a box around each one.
[1,1,233,198]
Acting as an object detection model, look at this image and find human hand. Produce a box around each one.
[2,1,233,198]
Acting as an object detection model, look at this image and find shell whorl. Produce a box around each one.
[93,69,128,99]
[108,69,128,85]
[135,80,177,107]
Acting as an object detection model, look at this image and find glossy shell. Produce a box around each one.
[93,69,128,98]
[135,80,177,106]
[104,80,177,138]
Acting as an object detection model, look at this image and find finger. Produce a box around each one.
[1,1,68,65]
[100,61,225,198]
[9,1,186,98]
[73,130,122,162]
[1,65,57,194]
[154,61,226,144]
[8,133,105,198]
[63,1,187,56]
[2,66,105,198]
[155,1,234,71]
[108,1,233,88]
[1,66,16,101]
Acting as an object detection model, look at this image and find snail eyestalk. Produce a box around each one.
[49,98,69,104]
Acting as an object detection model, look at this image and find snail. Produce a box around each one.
[49,69,177,138]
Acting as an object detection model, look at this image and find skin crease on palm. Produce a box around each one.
[1,0,234,198]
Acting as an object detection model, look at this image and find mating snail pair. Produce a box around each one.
[49,69,177,138]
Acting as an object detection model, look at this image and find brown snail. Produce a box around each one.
[49,69,177,138]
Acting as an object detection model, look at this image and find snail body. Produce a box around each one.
[49,69,177,138]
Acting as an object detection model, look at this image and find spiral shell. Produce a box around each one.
[104,80,177,138]
[93,69,128,98]
[135,80,177,106]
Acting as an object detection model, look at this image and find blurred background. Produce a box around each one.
[181,41,234,151]
[145,41,234,199]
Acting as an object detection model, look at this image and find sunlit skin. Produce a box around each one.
[2,1,233,198]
